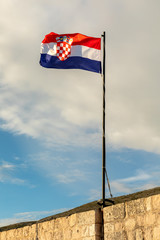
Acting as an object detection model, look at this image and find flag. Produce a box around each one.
[40,32,101,73]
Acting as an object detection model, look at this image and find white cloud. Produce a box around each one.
[0,0,160,153]
[0,161,15,170]
[29,151,94,188]
[111,169,160,195]
[0,160,33,187]
[120,170,151,183]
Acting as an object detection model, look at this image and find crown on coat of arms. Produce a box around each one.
[56,36,73,45]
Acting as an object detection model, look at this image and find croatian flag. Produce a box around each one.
[40,32,101,73]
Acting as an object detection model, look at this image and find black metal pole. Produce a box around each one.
[102,31,106,207]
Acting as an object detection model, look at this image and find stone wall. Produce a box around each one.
[0,209,102,240]
[38,209,102,240]
[0,187,160,240]
[103,193,160,239]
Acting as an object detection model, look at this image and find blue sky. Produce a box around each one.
[0,0,160,226]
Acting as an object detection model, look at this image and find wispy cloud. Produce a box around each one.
[0,161,15,171]
[0,160,34,187]
[111,169,159,196]
[57,169,87,184]
[0,208,68,227]
[29,150,94,184]
[120,170,151,183]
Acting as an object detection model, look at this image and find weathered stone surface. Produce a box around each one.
[126,231,135,240]
[153,226,160,240]
[114,221,123,232]
[104,233,114,240]
[135,228,144,240]
[145,196,152,211]
[124,218,136,231]
[77,210,96,225]
[114,231,128,240]
[103,203,125,222]
[126,198,145,217]
[152,194,160,210]
[69,213,77,227]
[145,212,156,225]
[136,215,145,227]
[104,222,114,234]
[82,225,90,237]
[63,228,72,240]
[144,227,153,240]
[104,231,127,240]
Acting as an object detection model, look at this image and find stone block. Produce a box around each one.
[114,222,123,232]
[104,231,127,240]
[144,227,153,239]
[145,196,152,211]
[82,225,90,237]
[63,228,73,240]
[124,218,136,231]
[104,222,114,234]
[126,231,135,240]
[54,218,63,231]
[45,219,55,230]
[126,198,145,217]
[69,213,77,227]
[135,228,144,240]
[114,231,128,240]
[153,226,160,240]
[81,224,100,238]
[104,233,114,240]
[103,203,125,222]
[152,195,160,210]
[77,210,95,225]
[89,224,96,237]
[47,230,63,240]
[72,225,82,238]
[23,226,31,237]
[5,229,14,239]
[88,224,101,237]
[40,221,49,230]
[145,212,156,226]
[15,227,24,238]
[136,215,145,227]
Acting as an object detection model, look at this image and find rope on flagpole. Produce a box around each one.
[105,168,113,198]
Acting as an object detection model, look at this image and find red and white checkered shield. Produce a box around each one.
[56,36,73,61]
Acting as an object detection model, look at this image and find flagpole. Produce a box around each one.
[102,31,106,207]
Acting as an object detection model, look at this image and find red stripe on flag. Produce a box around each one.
[42,32,101,50]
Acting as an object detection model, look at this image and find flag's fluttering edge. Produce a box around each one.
[40,32,101,73]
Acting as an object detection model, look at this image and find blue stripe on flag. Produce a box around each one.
[40,54,101,73]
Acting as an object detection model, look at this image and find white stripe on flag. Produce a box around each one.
[40,43,101,61]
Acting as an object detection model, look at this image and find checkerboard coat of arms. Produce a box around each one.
[56,36,73,61]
